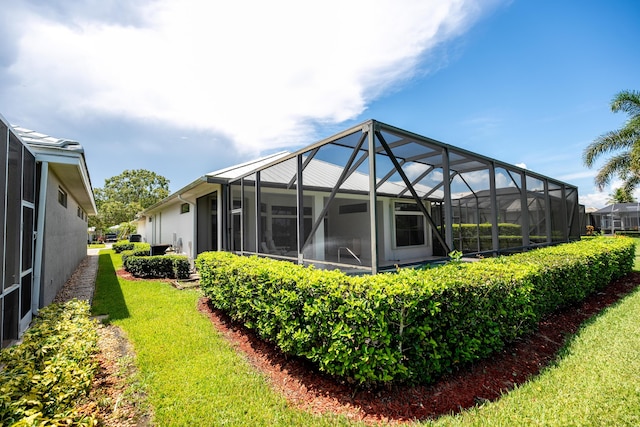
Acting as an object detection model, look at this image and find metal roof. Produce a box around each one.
[593,203,640,214]
[184,118,581,204]
[11,126,84,152]
[206,151,291,181]
[11,125,96,215]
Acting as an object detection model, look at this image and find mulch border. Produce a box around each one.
[196,273,640,424]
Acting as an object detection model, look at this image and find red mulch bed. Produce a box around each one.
[196,273,640,424]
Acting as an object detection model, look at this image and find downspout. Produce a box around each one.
[177,193,196,260]
[32,161,48,314]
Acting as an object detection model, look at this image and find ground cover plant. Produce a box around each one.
[195,237,635,385]
[0,300,99,426]
[88,244,640,425]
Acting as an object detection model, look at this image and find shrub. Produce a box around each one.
[196,237,635,386]
[125,254,190,279]
[0,300,99,425]
[112,240,134,253]
[122,247,153,267]
[616,230,640,237]
[114,241,150,254]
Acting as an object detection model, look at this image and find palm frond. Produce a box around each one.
[593,153,631,190]
[611,90,640,117]
[622,175,640,196]
[583,129,635,167]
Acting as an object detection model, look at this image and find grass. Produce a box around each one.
[428,287,640,426]
[92,247,640,426]
[92,250,355,426]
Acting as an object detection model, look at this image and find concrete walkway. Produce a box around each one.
[52,247,100,304]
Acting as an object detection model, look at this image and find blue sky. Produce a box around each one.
[1,0,638,208]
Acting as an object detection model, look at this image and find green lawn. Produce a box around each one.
[92,250,355,426]
[92,248,640,426]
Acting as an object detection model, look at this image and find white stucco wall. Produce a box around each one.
[146,201,196,259]
[40,171,89,306]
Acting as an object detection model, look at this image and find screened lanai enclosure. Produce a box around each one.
[211,120,581,274]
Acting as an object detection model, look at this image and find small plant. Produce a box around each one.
[448,249,463,263]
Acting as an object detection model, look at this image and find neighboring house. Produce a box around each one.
[591,203,640,233]
[137,119,582,274]
[0,115,96,347]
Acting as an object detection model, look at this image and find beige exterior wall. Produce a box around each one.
[40,170,89,306]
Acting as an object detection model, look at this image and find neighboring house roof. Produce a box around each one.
[12,126,97,215]
[593,203,640,215]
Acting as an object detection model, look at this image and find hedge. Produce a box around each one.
[124,253,190,279]
[196,236,635,385]
[453,223,522,237]
[112,241,150,254]
[0,300,99,425]
[121,248,153,265]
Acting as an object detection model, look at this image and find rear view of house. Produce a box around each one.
[138,120,582,274]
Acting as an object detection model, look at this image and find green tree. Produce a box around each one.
[607,187,636,204]
[583,90,640,193]
[90,169,169,232]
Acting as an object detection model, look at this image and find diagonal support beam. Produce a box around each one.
[287,146,320,189]
[302,132,368,250]
[398,165,435,197]
[376,131,451,254]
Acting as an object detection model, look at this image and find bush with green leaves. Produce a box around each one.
[113,241,150,254]
[124,254,190,279]
[121,247,153,266]
[0,299,99,426]
[196,236,635,385]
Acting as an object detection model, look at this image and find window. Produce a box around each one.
[394,202,425,247]
[77,206,83,218]
[58,187,67,207]
[339,203,367,214]
[269,205,312,249]
[180,203,190,214]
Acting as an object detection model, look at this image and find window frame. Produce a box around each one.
[393,201,427,248]
[57,187,67,208]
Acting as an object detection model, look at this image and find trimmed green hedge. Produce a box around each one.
[616,230,640,237]
[454,223,522,237]
[113,241,150,254]
[121,248,153,265]
[0,300,99,425]
[124,253,190,279]
[196,237,635,385]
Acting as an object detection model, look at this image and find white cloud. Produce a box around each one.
[579,191,609,209]
[515,162,527,169]
[5,0,503,154]
[578,177,640,209]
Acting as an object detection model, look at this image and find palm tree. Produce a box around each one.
[607,187,636,204]
[583,90,640,193]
